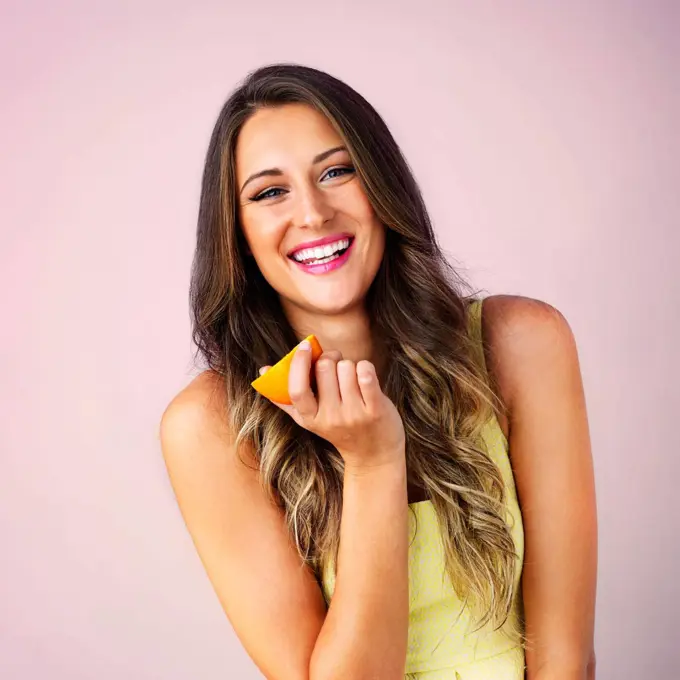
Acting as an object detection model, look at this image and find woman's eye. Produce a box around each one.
[323,165,355,181]
[252,187,285,202]
[250,166,354,201]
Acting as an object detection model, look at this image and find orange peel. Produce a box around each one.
[251,335,323,405]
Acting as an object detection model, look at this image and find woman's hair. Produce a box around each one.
[190,63,518,632]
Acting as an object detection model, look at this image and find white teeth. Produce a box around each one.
[308,252,341,265]
[292,238,350,263]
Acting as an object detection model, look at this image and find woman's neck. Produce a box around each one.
[284,303,386,379]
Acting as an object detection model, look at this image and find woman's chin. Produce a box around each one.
[287,289,364,317]
[306,296,360,315]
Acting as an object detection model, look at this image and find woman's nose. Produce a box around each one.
[293,184,334,230]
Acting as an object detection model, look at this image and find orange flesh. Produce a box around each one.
[250,335,324,405]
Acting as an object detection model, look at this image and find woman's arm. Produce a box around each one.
[483,295,598,680]
[160,369,410,680]
[311,460,410,680]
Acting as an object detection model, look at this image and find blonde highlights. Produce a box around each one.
[190,63,521,634]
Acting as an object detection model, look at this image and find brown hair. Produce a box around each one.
[190,63,518,632]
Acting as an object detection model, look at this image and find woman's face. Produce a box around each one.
[235,103,385,318]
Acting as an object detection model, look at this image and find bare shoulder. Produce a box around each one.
[480,294,575,354]
[160,370,251,484]
[480,294,579,413]
[159,368,260,504]
[481,300,597,675]
[161,370,231,444]
[159,370,327,679]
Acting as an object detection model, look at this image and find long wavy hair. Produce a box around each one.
[190,63,519,632]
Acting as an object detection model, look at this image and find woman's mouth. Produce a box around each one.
[288,236,355,275]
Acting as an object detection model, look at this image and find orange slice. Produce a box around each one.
[251,334,323,405]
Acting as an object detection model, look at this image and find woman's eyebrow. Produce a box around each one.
[312,145,347,164]
[240,168,283,195]
[239,145,348,195]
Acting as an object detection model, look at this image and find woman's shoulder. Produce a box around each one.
[476,294,578,414]
[160,370,234,451]
[168,369,225,407]
[478,294,571,343]
[159,368,266,508]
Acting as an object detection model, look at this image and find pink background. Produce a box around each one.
[2,1,678,678]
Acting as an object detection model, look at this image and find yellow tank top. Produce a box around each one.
[320,299,526,679]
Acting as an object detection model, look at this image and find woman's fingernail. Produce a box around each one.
[299,340,311,351]
[358,367,373,383]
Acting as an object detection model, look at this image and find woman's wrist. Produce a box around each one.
[342,455,408,509]
[342,447,406,478]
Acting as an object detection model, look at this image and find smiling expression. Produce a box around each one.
[235,103,386,318]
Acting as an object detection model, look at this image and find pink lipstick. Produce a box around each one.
[288,236,355,275]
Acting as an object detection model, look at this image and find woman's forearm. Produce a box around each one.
[529,652,596,680]
[309,457,410,680]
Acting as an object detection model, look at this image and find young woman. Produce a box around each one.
[160,64,597,680]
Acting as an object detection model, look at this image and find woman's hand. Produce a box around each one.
[259,339,405,471]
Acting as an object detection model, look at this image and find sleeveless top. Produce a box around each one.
[320,299,526,679]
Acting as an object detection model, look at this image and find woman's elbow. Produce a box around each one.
[587,650,596,680]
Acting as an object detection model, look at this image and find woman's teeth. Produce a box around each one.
[305,251,342,265]
[291,238,350,264]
